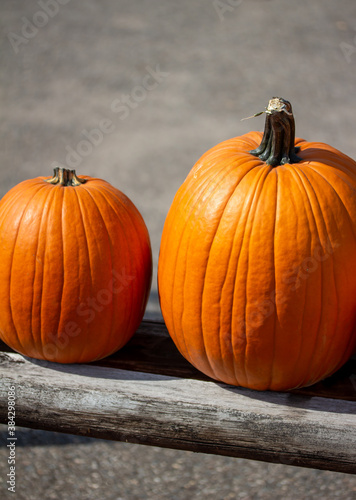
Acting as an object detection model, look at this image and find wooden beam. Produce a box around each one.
[0,346,355,474]
[1,320,355,401]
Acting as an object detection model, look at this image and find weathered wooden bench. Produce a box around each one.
[0,320,355,474]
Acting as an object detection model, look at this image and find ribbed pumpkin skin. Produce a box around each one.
[0,175,152,363]
[158,132,356,391]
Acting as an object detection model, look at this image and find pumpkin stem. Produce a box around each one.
[249,97,302,167]
[46,167,87,186]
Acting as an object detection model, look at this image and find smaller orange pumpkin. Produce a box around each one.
[0,167,152,363]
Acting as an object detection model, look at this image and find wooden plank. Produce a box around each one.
[0,350,355,474]
[2,320,354,400]
[97,321,356,401]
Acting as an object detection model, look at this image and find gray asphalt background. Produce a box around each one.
[1,0,356,498]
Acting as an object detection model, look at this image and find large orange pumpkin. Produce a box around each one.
[158,97,356,391]
[0,167,152,363]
